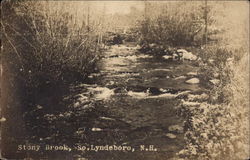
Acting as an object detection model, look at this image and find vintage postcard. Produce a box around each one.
[0,1,249,160]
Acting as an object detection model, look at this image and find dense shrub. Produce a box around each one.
[198,47,234,103]
[177,48,249,159]
[137,2,217,48]
[2,1,101,92]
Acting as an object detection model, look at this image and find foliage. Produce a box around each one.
[198,47,234,103]
[2,1,101,92]
[177,48,249,159]
[137,2,216,48]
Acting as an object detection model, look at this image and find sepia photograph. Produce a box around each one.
[0,0,249,160]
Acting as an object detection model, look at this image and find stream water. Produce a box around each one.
[22,43,206,160]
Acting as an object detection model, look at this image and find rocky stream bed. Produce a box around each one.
[21,43,210,160]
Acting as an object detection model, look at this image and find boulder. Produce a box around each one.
[166,133,177,139]
[91,128,103,132]
[183,52,197,60]
[0,117,6,122]
[174,76,186,80]
[185,78,200,84]
[177,49,197,60]
[168,125,184,133]
[187,72,198,76]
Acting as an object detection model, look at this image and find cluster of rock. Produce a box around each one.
[139,43,197,61]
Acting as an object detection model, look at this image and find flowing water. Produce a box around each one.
[22,43,206,160]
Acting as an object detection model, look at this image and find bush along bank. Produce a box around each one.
[1,1,103,110]
[1,2,104,156]
[175,47,249,160]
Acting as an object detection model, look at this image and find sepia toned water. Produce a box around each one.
[21,43,206,160]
